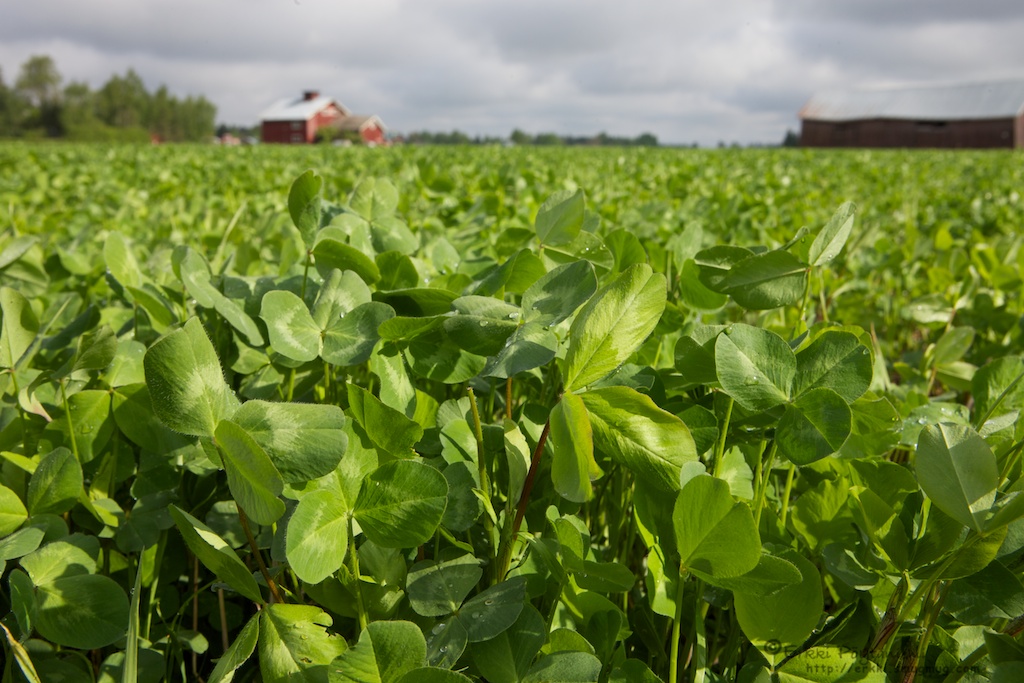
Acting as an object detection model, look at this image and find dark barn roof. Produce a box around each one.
[800,79,1024,122]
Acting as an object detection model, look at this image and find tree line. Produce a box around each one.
[404,129,659,147]
[0,55,216,142]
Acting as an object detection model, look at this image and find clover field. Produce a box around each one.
[2,143,1024,683]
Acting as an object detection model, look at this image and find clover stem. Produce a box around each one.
[192,554,200,677]
[300,249,311,301]
[752,441,778,528]
[779,463,797,528]
[506,378,514,419]
[710,395,733,478]
[669,566,689,683]
[60,379,81,461]
[322,360,331,403]
[468,387,497,579]
[467,388,492,508]
[236,503,284,604]
[496,417,552,581]
[904,581,948,683]
[7,370,29,452]
[348,515,368,631]
[690,578,708,683]
[286,367,296,402]
[143,530,168,640]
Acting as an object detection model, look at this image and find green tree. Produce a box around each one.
[60,81,97,131]
[0,67,24,136]
[533,132,563,146]
[510,128,532,145]
[635,132,658,147]
[96,69,149,129]
[177,95,216,141]
[15,55,61,108]
[146,84,174,140]
[15,55,63,135]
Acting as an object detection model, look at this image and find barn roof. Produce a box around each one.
[335,114,386,132]
[800,79,1024,122]
[260,95,349,122]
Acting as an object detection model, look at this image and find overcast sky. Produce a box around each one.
[2,0,1023,145]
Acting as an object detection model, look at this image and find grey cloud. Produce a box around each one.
[773,0,1024,27]
[2,0,1023,145]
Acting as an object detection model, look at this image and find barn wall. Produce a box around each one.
[261,120,310,144]
[360,124,385,145]
[1015,114,1024,148]
[311,105,344,138]
[801,117,1017,148]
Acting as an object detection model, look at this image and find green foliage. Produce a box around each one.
[3,55,215,140]
[5,144,1024,683]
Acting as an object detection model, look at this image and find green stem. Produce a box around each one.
[300,250,312,301]
[192,553,200,678]
[998,437,1024,486]
[690,579,707,683]
[322,360,331,404]
[798,267,812,329]
[217,589,229,652]
[7,370,29,453]
[942,614,1024,683]
[818,274,831,323]
[143,530,168,640]
[897,535,981,625]
[348,515,368,631]
[669,567,689,683]
[468,387,498,581]
[506,378,514,420]
[710,396,733,478]
[286,367,296,402]
[904,582,948,683]
[869,575,909,661]
[874,535,985,663]
[60,380,80,461]
[779,463,797,528]
[752,441,778,528]
[974,367,1024,428]
[467,388,492,505]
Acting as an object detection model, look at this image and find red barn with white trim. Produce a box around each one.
[260,90,387,145]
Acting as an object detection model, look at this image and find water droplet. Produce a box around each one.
[508,312,518,320]
[432,623,446,634]
[439,646,447,653]
[472,612,482,619]
[484,599,494,606]
[744,376,760,386]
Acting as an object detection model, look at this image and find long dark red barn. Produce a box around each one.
[260,91,387,145]
[799,80,1024,149]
